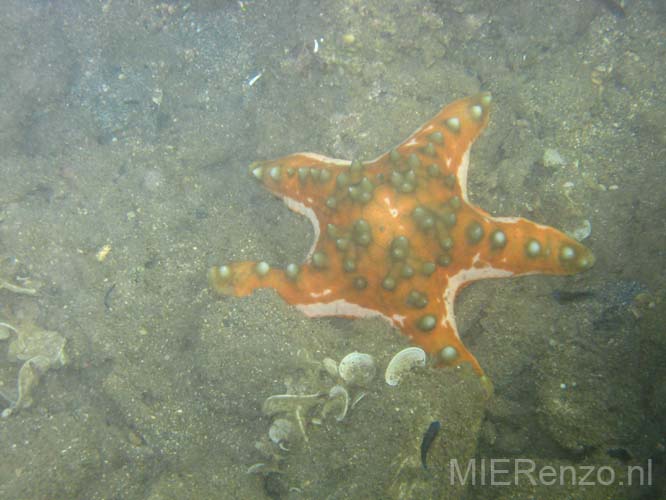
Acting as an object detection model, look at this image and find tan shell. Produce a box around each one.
[338,352,376,386]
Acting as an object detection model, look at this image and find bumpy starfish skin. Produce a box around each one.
[210,93,594,376]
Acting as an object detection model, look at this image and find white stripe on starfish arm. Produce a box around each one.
[281,196,321,260]
[296,299,395,323]
[296,153,351,166]
[457,148,471,202]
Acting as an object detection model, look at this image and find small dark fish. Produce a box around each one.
[104,283,116,310]
[607,447,632,462]
[551,289,596,304]
[421,420,441,470]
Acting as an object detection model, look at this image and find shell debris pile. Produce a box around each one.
[0,321,67,417]
[250,350,379,475]
[251,346,440,477]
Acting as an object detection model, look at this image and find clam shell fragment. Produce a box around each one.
[322,385,349,422]
[322,357,339,378]
[385,347,426,386]
[338,352,376,386]
[0,322,17,340]
[262,393,323,416]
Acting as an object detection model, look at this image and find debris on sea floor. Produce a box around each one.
[253,349,380,476]
[321,385,349,422]
[262,393,324,416]
[0,320,67,417]
[0,278,38,296]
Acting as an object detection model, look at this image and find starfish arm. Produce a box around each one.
[420,325,485,376]
[209,259,487,376]
[447,212,596,283]
[487,217,595,276]
[365,93,492,203]
[395,294,487,377]
[248,153,351,213]
[209,260,360,312]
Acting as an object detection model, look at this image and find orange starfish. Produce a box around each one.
[210,93,594,380]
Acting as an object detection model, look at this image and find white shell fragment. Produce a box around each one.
[338,352,376,386]
[385,347,427,386]
[322,385,349,422]
[0,322,16,340]
[247,70,263,87]
[322,357,339,378]
[246,463,268,475]
[261,393,322,416]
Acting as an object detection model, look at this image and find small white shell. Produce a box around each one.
[385,347,426,386]
[338,352,376,386]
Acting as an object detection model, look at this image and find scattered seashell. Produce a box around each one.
[246,463,268,475]
[246,462,283,475]
[262,393,323,416]
[269,418,295,450]
[322,357,339,378]
[570,219,592,242]
[0,279,37,295]
[350,391,367,410]
[542,148,566,168]
[295,407,309,442]
[9,327,67,365]
[0,321,18,340]
[322,385,349,422]
[338,352,376,386]
[2,355,51,417]
[247,70,264,87]
[385,347,426,386]
[245,462,284,476]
